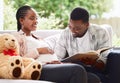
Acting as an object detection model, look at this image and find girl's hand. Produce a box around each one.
[37,47,54,54]
[46,60,62,64]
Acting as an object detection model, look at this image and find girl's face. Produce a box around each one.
[20,9,38,32]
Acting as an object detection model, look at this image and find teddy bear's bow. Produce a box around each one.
[3,49,18,56]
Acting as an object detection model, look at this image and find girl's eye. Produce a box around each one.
[30,17,38,20]
[30,17,35,20]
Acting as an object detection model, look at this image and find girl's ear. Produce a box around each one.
[19,18,24,25]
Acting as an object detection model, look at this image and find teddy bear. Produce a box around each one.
[0,33,42,80]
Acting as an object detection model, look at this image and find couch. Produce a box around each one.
[0,25,120,83]
[106,48,120,83]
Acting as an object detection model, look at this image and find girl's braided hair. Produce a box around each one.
[16,5,31,31]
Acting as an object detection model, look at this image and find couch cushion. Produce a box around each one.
[33,30,62,38]
[0,30,63,38]
[44,34,60,50]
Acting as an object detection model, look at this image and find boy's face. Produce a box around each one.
[68,19,89,37]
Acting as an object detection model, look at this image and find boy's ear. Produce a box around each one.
[86,22,89,27]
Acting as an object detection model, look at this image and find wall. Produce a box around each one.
[0,0,3,30]
[90,17,120,37]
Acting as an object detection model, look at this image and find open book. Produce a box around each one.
[61,47,113,63]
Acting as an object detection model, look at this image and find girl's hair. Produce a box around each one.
[16,5,32,31]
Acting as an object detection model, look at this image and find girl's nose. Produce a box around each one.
[35,19,38,24]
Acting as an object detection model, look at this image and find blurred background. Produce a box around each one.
[0,0,120,46]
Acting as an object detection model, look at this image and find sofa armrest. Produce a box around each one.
[0,79,54,83]
[106,49,120,83]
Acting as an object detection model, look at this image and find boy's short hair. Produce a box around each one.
[70,7,89,22]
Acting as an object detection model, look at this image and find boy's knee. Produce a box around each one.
[72,64,87,74]
[87,72,101,83]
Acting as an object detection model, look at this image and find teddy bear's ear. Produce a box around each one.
[0,34,6,53]
[0,34,3,38]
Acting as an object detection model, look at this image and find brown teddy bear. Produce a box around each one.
[0,33,42,80]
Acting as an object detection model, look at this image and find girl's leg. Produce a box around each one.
[40,63,87,83]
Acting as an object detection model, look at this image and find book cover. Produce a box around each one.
[61,47,113,63]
